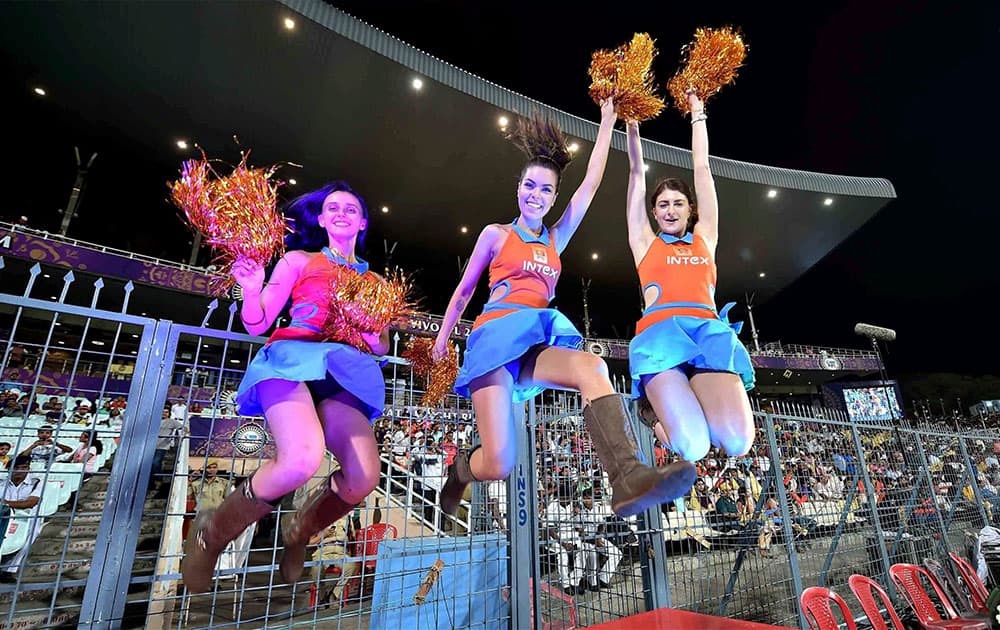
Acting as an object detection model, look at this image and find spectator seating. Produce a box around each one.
[888,563,988,629]
[847,574,906,630]
[799,586,858,630]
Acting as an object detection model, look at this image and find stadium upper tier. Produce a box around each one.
[0,0,895,307]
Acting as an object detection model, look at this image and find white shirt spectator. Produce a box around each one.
[814,474,845,501]
[0,474,43,511]
[419,451,446,492]
[0,472,45,575]
[170,402,188,421]
[546,500,579,544]
[390,430,409,459]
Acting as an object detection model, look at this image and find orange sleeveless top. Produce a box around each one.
[268,248,370,344]
[473,222,561,329]
[635,232,718,335]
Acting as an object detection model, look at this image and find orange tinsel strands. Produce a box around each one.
[667,27,747,115]
[402,337,458,408]
[321,266,417,353]
[588,33,665,122]
[168,149,290,295]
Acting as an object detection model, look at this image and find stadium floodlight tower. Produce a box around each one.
[853,322,903,428]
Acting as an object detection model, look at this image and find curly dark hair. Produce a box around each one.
[507,112,573,189]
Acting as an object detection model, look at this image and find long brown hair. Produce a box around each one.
[649,177,698,232]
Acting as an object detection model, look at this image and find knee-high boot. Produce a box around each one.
[279,473,358,584]
[182,473,277,593]
[584,394,697,517]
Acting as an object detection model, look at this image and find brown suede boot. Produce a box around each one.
[279,474,357,584]
[182,474,276,593]
[584,394,696,517]
[439,446,479,516]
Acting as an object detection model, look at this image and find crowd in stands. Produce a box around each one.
[366,399,1000,591]
[0,388,133,581]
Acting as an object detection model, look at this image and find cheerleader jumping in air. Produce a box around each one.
[182,182,388,592]
[624,90,756,463]
[432,98,696,518]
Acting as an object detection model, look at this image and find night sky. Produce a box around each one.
[1,1,997,378]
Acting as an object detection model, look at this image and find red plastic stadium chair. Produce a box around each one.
[800,586,858,630]
[345,523,397,600]
[848,574,906,630]
[888,564,988,630]
[948,553,990,614]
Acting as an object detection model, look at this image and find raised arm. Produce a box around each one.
[233,252,305,336]
[431,224,503,360]
[625,121,656,265]
[689,92,719,253]
[550,98,617,254]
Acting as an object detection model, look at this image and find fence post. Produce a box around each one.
[850,424,897,597]
[632,399,671,610]
[508,400,539,630]
[957,436,991,528]
[80,318,173,629]
[761,412,807,630]
[911,431,954,558]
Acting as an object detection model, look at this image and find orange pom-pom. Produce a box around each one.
[588,33,665,122]
[320,266,417,352]
[402,337,458,408]
[168,149,290,295]
[667,27,748,115]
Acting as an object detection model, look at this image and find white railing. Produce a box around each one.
[379,453,471,535]
[751,342,878,360]
[147,438,189,630]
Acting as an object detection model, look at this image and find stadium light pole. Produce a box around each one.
[59,147,98,236]
[188,232,202,266]
[745,291,761,352]
[581,277,592,339]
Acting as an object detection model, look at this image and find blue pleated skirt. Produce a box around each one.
[629,315,755,399]
[235,340,384,422]
[455,308,583,403]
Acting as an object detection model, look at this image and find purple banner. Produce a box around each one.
[0,227,214,295]
[1,367,131,397]
[188,414,277,459]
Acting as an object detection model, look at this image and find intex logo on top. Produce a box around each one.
[666,255,709,265]
[523,260,559,278]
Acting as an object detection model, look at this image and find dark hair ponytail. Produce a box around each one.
[507,113,573,188]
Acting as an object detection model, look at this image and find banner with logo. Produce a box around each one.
[188,414,277,459]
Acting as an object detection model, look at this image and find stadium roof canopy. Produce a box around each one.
[0,0,895,307]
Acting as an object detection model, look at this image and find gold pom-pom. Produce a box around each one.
[588,33,665,122]
[168,149,291,295]
[667,27,747,115]
[402,337,458,408]
[320,266,417,352]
